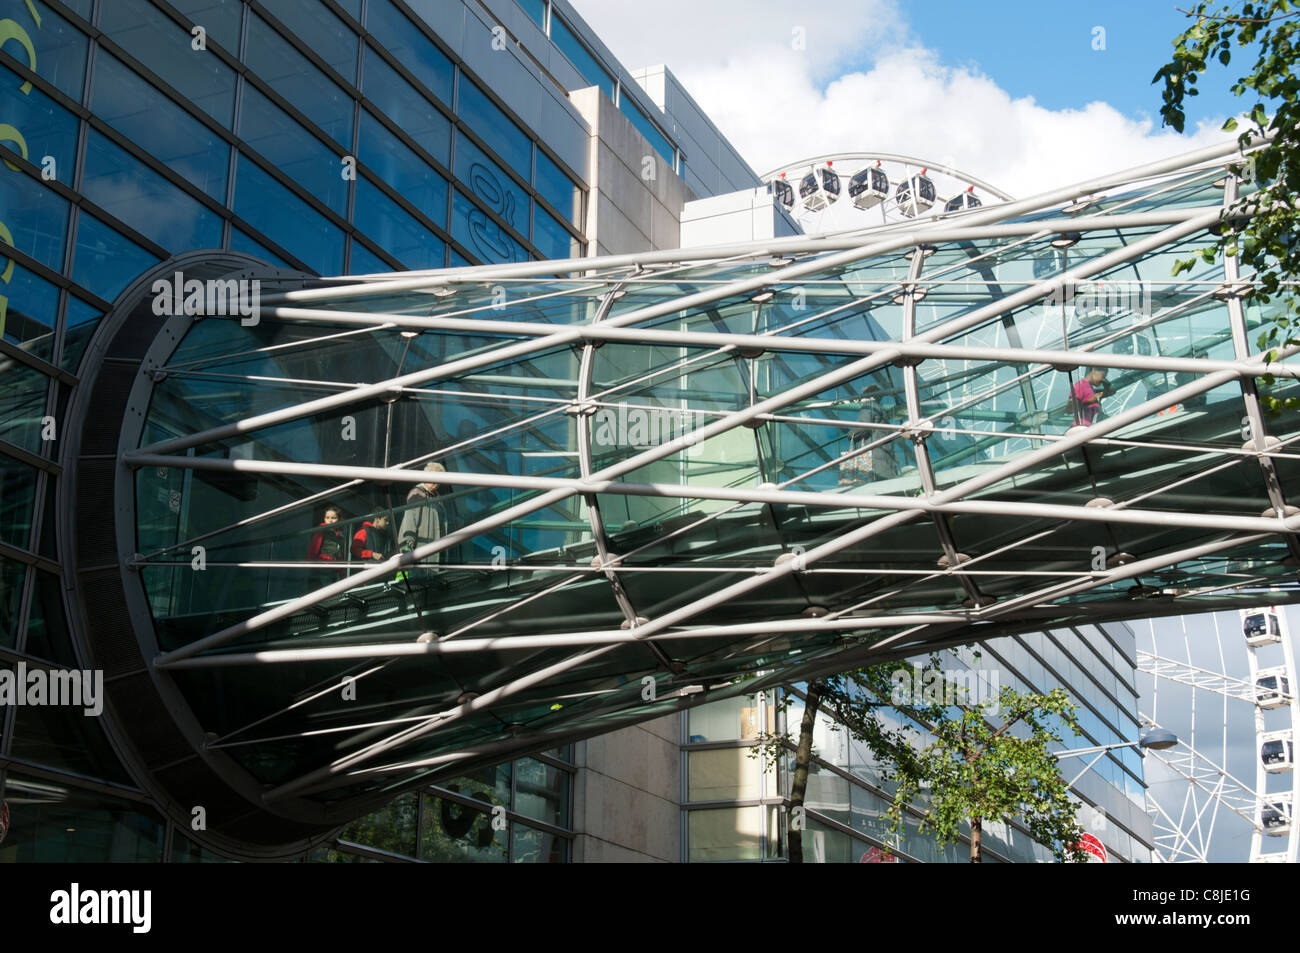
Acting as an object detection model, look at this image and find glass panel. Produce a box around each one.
[516,0,546,30]
[419,793,508,862]
[81,129,223,252]
[535,148,580,226]
[353,176,445,270]
[549,14,614,100]
[1,263,59,363]
[688,748,761,801]
[232,157,343,276]
[0,554,26,645]
[23,566,77,665]
[259,0,357,82]
[510,823,567,863]
[688,694,765,742]
[0,167,68,272]
[70,210,159,302]
[455,132,528,240]
[514,758,569,828]
[0,773,163,862]
[335,791,418,856]
[100,0,235,125]
[533,203,579,260]
[456,78,530,181]
[244,13,352,147]
[167,0,242,53]
[356,109,448,226]
[348,238,396,275]
[228,227,292,268]
[90,52,228,201]
[362,51,450,163]
[451,189,527,265]
[687,806,761,861]
[238,83,348,216]
[364,0,453,105]
[0,61,78,181]
[16,2,86,102]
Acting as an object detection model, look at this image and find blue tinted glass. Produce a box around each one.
[82,129,223,252]
[456,78,530,181]
[0,63,78,179]
[15,2,86,102]
[336,0,361,17]
[61,0,92,19]
[71,211,159,302]
[245,13,352,147]
[233,158,343,276]
[549,15,614,99]
[354,176,444,270]
[90,52,228,201]
[260,0,357,82]
[448,246,471,269]
[619,96,674,168]
[349,237,397,274]
[455,133,527,240]
[362,53,450,163]
[0,363,48,451]
[356,110,447,225]
[0,263,58,361]
[0,170,68,271]
[534,148,579,225]
[229,227,292,268]
[100,0,235,125]
[60,294,102,372]
[239,83,347,215]
[167,0,242,53]
[516,0,546,29]
[364,0,452,105]
[451,189,526,265]
[532,204,577,260]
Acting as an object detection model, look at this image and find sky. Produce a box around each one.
[568,0,1254,197]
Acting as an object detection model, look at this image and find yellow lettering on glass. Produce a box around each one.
[0,218,14,284]
[21,1,42,29]
[0,19,36,94]
[0,121,28,171]
[0,219,12,338]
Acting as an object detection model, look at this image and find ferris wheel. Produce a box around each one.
[760,152,1015,235]
[1137,606,1299,862]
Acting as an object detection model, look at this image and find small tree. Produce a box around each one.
[881,685,1089,864]
[755,662,1089,864]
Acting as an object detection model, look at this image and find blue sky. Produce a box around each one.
[573,0,1246,194]
[872,1,1243,124]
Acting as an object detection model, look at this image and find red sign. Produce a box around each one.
[1075,832,1107,863]
[860,846,898,863]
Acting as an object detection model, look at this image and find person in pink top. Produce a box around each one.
[1072,368,1109,426]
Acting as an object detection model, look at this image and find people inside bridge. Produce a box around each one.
[351,513,393,562]
[308,505,347,562]
[399,462,448,569]
[840,386,900,484]
[1072,368,1109,426]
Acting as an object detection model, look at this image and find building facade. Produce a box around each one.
[0,0,753,862]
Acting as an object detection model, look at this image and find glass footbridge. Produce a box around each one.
[61,139,1300,854]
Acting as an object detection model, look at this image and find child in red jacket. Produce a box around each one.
[308,506,347,562]
[351,514,392,562]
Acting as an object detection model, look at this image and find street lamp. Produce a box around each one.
[1053,729,1179,787]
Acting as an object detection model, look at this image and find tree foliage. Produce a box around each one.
[1154,1,1300,410]
[754,659,1089,863]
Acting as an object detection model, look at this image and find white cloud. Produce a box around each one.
[568,0,1234,198]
